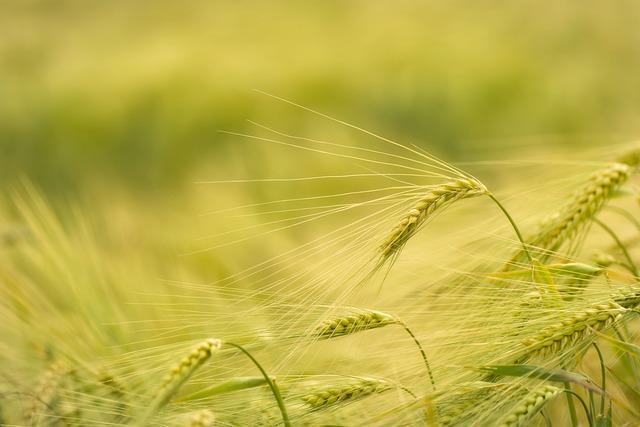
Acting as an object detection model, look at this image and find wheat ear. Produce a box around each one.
[381,177,535,268]
[381,178,487,260]
[532,163,630,257]
[520,301,626,359]
[314,309,399,338]
[498,385,560,427]
[137,338,221,426]
[301,377,396,409]
[313,309,436,390]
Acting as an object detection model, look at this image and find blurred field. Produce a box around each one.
[2,1,640,193]
[2,1,640,426]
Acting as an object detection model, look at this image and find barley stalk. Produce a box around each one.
[226,342,291,427]
[498,385,560,427]
[520,301,627,359]
[137,338,221,426]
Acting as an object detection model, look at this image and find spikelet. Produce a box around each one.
[380,178,487,260]
[187,409,216,427]
[531,163,630,256]
[301,378,393,409]
[520,301,626,359]
[313,309,399,339]
[612,285,640,309]
[498,385,560,427]
[138,339,221,426]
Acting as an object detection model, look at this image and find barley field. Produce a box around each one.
[2,1,640,426]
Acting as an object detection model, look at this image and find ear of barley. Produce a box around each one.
[520,301,626,359]
[313,309,399,339]
[529,163,630,258]
[301,378,393,409]
[312,309,436,390]
[498,385,560,427]
[137,338,221,426]
[380,178,487,260]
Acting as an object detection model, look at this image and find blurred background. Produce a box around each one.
[2,0,640,197]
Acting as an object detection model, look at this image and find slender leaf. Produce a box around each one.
[474,364,602,394]
[175,376,269,402]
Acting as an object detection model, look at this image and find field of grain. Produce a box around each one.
[2,2,640,426]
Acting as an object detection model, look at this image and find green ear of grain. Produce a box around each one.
[301,378,394,410]
[498,385,561,427]
[381,178,487,261]
[536,163,631,252]
[175,376,270,402]
[312,309,436,390]
[520,301,627,359]
[313,309,399,339]
[136,338,221,426]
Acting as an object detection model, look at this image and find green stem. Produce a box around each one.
[593,218,638,276]
[227,343,291,427]
[540,409,553,426]
[401,323,436,391]
[591,342,606,415]
[564,390,593,427]
[564,382,579,427]
[488,194,533,263]
[588,390,596,424]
